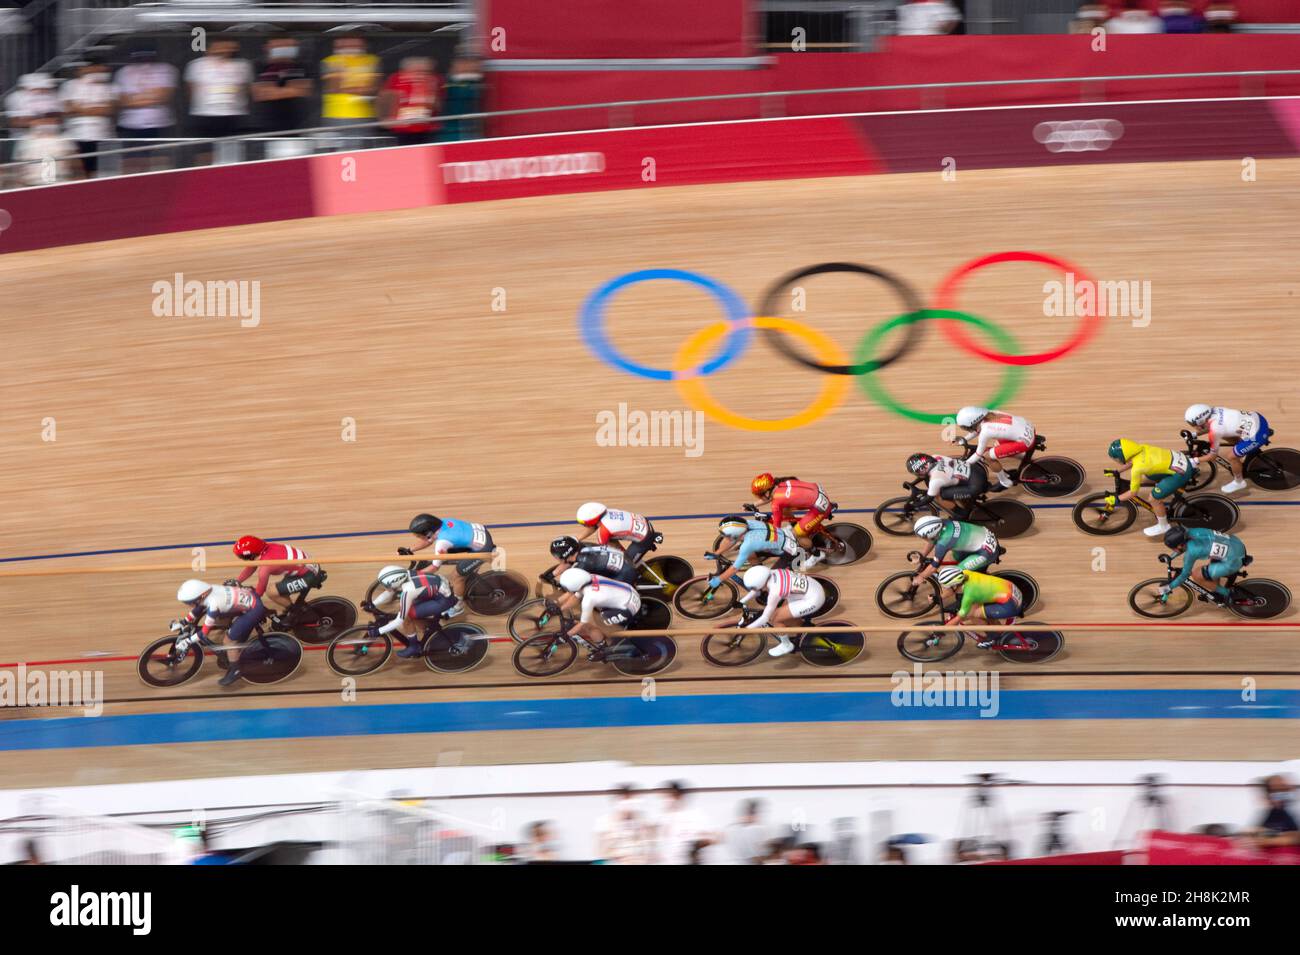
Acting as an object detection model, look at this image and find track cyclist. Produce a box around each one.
[173,579,265,687]
[905,452,987,517]
[370,564,463,658]
[719,565,826,659]
[574,503,658,565]
[750,472,842,555]
[232,535,321,620]
[400,513,496,617]
[1184,404,1270,494]
[546,536,638,585]
[710,513,804,591]
[1160,525,1247,605]
[912,515,999,587]
[556,566,642,649]
[933,566,1023,647]
[1105,438,1198,537]
[954,406,1036,491]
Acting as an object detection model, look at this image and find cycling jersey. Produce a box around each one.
[957,571,1021,619]
[734,518,799,571]
[1207,408,1269,457]
[379,572,455,634]
[966,411,1035,459]
[579,575,641,624]
[235,542,318,595]
[769,480,832,532]
[575,544,636,583]
[183,585,262,635]
[596,509,650,543]
[933,521,998,565]
[743,569,825,627]
[1117,439,1190,495]
[427,519,493,570]
[1169,528,1246,591]
[926,456,974,498]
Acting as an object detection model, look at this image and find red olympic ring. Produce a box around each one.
[933,251,1101,366]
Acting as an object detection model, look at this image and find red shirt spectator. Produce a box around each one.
[380,57,441,145]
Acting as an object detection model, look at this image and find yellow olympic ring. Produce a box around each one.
[673,316,850,432]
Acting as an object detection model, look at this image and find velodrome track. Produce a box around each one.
[1,159,1298,787]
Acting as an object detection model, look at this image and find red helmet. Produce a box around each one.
[751,472,776,497]
[234,535,267,560]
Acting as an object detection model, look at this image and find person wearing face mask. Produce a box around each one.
[4,73,62,140]
[11,112,81,186]
[320,35,380,148]
[114,47,179,172]
[253,37,313,158]
[185,38,254,165]
[59,61,117,177]
[1239,774,1299,850]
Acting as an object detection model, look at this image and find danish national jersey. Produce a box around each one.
[237,542,317,595]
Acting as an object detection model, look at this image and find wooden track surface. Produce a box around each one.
[2,158,1299,782]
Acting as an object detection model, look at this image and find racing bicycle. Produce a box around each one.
[511,600,677,677]
[874,476,1034,539]
[326,603,491,675]
[874,549,1040,619]
[1072,469,1238,536]
[732,502,872,566]
[1179,428,1300,493]
[138,619,303,688]
[671,551,840,620]
[956,434,1085,498]
[699,606,864,668]
[1128,552,1291,620]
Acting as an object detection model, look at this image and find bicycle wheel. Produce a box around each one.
[700,628,767,667]
[995,627,1063,664]
[672,576,739,619]
[508,597,568,644]
[972,499,1033,538]
[1247,448,1300,491]
[1172,493,1239,533]
[637,555,694,599]
[512,631,578,678]
[875,571,941,619]
[874,496,926,536]
[238,632,304,685]
[426,623,490,673]
[611,636,677,676]
[291,596,358,644]
[1186,457,1217,492]
[137,635,204,688]
[625,597,672,631]
[464,570,529,616]
[1127,578,1191,618]
[797,621,863,667]
[818,523,872,565]
[1072,494,1137,535]
[1017,457,1085,498]
[996,571,1039,615]
[1228,579,1292,619]
[897,626,964,663]
[327,626,393,676]
[811,576,840,615]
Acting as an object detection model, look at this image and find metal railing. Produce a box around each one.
[5,66,1300,190]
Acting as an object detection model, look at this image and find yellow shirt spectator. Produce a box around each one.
[321,52,380,120]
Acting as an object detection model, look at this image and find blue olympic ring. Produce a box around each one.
[578,268,753,381]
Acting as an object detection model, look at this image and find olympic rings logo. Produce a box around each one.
[578,251,1102,432]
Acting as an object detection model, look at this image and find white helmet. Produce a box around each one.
[935,566,966,589]
[576,502,607,526]
[914,515,945,540]
[742,565,772,591]
[956,406,989,429]
[559,567,593,593]
[177,579,211,603]
[377,565,410,592]
[1184,403,1213,427]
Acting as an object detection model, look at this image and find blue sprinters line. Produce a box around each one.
[1,689,1295,752]
[5,500,1298,565]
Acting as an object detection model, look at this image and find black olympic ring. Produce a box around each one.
[755,262,927,376]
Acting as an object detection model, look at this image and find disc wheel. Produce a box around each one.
[137,636,203,688]
[624,597,672,631]
[1072,495,1137,535]
[237,632,304,685]
[464,570,529,616]
[291,596,358,644]
[995,570,1039,615]
[897,626,964,663]
[875,571,941,619]
[672,576,739,619]
[637,556,695,599]
[816,523,872,565]
[874,496,926,536]
[425,623,490,673]
[1171,493,1239,533]
[512,631,577,678]
[1228,579,1292,619]
[326,626,393,676]
[700,628,766,667]
[1127,578,1192,618]
[971,499,1033,538]
[796,621,863,667]
[1017,457,1085,498]
[1247,448,1300,490]
[611,636,677,676]
[995,627,1063,664]
[508,597,569,644]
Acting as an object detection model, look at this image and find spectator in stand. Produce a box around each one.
[114,47,179,173]
[1069,3,1112,33]
[1159,2,1205,33]
[378,56,441,147]
[4,73,61,140]
[1105,0,1165,33]
[59,60,116,178]
[185,38,253,166]
[726,799,769,864]
[521,820,560,862]
[321,35,381,150]
[783,842,825,865]
[654,780,718,865]
[595,784,652,864]
[11,112,80,186]
[881,840,911,864]
[896,0,962,35]
[1238,774,1299,850]
[441,55,484,141]
[252,36,313,159]
[1203,1,1238,32]
[17,838,45,865]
